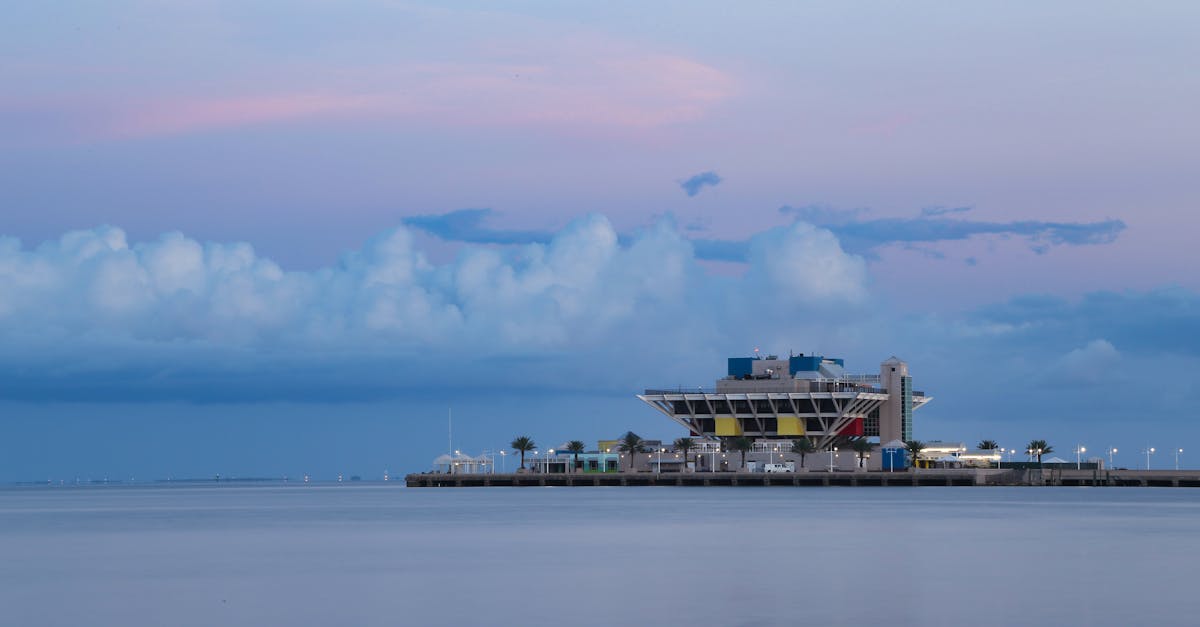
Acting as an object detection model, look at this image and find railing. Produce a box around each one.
[644,384,888,395]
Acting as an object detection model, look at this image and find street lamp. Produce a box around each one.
[1176,448,1184,471]
[499,450,507,474]
[1107,447,1117,470]
[548,449,555,474]
[829,446,838,472]
[1143,447,1155,470]
[1075,445,1086,470]
[996,448,1005,469]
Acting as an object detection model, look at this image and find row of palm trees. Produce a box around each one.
[510,435,1058,472]
[977,439,1055,462]
[510,432,877,471]
[902,439,1055,467]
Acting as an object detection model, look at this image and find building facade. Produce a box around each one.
[637,353,931,450]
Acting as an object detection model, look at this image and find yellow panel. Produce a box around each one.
[715,417,743,436]
[777,415,805,436]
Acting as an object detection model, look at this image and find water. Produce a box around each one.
[2,485,1198,626]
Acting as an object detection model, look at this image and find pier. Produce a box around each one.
[406,469,1200,488]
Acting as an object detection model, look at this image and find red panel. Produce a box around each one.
[838,418,864,437]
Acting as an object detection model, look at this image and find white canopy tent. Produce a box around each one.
[432,452,494,474]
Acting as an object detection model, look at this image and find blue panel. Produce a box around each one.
[789,356,821,374]
[881,447,907,470]
[728,357,754,377]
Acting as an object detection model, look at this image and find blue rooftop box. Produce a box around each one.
[728,357,754,377]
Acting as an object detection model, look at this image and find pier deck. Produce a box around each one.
[406,469,1200,488]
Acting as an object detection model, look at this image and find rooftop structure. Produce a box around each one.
[637,352,931,449]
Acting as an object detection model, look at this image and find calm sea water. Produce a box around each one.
[2,484,1198,626]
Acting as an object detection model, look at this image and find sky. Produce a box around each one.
[2,1,1199,481]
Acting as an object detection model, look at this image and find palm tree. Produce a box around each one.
[1027,439,1053,463]
[674,437,696,469]
[511,436,536,470]
[730,437,753,470]
[851,439,873,469]
[791,437,817,469]
[978,439,999,450]
[565,440,586,472]
[618,431,645,471]
[905,440,926,468]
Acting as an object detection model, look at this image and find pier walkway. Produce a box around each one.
[406,469,1200,488]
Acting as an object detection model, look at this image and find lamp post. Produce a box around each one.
[532,450,538,473]
[499,450,506,474]
[548,449,555,474]
[996,448,1005,469]
[1075,445,1086,470]
[1143,447,1155,470]
[1176,448,1183,471]
[829,446,838,472]
[1107,447,1116,470]
[602,448,609,473]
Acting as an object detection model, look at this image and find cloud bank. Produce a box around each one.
[405,206,1127,264]
[0,216,870,401]
[1,216,1197,452]
[778,205,1127,256]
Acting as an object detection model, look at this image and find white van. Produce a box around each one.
[763,462,795,473]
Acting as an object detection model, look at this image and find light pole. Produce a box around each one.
[996,448,1005,469]
[548,449,555,474]
[1143,447,1155,470]
[829,446,838,472]
[1075,445,1086,470]
[499,450,507,474]
[1176,448,1183,471]
[602,448,610,473]
[1107,447,1116,470]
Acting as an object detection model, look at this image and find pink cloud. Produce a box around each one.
[78,51,736,140]
[102,92,379,139]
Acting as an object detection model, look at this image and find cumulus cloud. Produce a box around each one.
[679,171,722,197]
[1052,339,1121,386]
[0,216,869,402]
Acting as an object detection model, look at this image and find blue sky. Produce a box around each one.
[2,2,1198,480]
